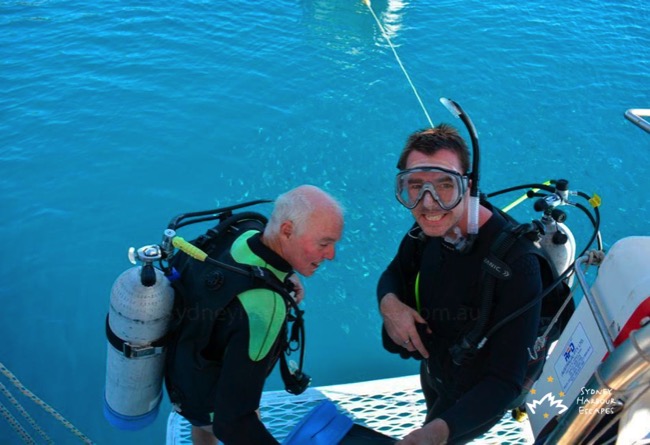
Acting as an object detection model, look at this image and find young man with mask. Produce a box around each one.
[377,125,544,445]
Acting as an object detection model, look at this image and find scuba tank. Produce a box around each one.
[532,179,577,282]
[103,245,174,431]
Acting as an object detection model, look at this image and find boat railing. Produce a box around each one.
[624,108,650,133]
[573,251,616,352]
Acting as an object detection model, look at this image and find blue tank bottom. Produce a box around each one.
[103,392,161,431]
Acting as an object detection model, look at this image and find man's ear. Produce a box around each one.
[279,220,294,239]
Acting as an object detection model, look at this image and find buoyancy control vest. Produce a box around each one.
[414,202,574,404]
[457,232,572,409]
[467,205,574,398]
[164,212,310,413]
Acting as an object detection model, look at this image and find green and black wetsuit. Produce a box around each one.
[165,230,291,445]
[377,204,543,444]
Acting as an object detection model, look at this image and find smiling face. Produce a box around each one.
[404,149,470,238]
[278,206,343,277]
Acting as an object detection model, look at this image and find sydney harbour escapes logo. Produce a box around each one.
[526,376,569,419]
[527,376,618,419]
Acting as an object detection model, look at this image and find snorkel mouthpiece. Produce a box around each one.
[440,97,481,240]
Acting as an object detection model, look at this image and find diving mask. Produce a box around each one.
[395,166,468,210]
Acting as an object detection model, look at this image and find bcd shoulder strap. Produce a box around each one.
[449,221,544,365]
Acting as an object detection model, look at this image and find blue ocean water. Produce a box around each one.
[1,0,648,443]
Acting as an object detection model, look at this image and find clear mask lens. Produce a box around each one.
[395,167,468,210]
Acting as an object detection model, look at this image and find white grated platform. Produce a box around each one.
[166,374,535,444]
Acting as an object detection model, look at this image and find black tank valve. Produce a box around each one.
[128,245,163,287]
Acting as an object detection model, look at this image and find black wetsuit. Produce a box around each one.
[166,230,292,445]
[377,206,543,444]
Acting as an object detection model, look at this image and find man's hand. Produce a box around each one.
[379,293,430,358]
[397,419,450,445]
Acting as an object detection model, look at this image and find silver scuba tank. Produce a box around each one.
[103,245,174,430]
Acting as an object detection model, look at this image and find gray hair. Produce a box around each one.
[265,185,342,237]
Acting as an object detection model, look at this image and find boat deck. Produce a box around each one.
[166,374,534,444]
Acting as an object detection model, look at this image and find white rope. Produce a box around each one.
[0,362,94,444]
[0,382,52,443]
[363,0,434,128]
[0,400,35,444]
